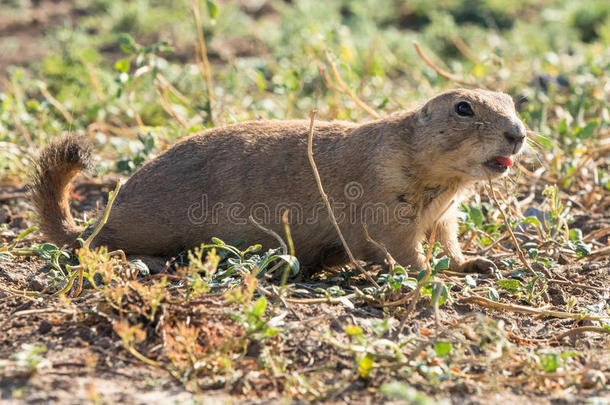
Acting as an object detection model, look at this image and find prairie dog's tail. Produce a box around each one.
[29,135,92,247]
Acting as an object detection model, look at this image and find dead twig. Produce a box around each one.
[460,295,610,321]
[549,326,610,343]
[363,226,397,273]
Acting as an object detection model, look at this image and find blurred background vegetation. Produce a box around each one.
[0,0,608,187]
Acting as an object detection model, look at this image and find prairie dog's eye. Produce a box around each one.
[455,101,474,117]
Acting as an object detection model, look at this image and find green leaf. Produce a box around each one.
[522,216,541,227]
[114,57,132,73]
[470,207,484,228]
[206,0,218,19]
[357,353,374,378]
[251,296,267,317]
[276,255,300,275]
[431,283,449,306]
[345,325,362,336]
[434,256,450,271]
[496,279,521,293]
[488,287,500,302]
[540,352,559,372]
[434,341,452,357]
[417,269,429,283]
[560,351,582,360]
[118,34,137,53]
[569,228,583,242]
[573,241,591,258]
[579,120,599,139]
[17,226,38,241]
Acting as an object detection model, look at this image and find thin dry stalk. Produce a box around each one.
[483,168,538,277]
[1,76,33,146]
[451,35,478,62]
[72,180,123,297]
[412,41,483,89]
[191,0,215,125]
[155,80,190,128]
[549,326,610,343]
[393,200,454,339]
[461,295,610,321]
[306,110,380,289]
[323,50,381,119]
[83,62,106,101]
[39,82,74,124]
[363,226,397,273]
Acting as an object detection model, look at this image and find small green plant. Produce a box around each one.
[8,344,51,374]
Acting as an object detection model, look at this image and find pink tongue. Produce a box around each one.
[496,156,513,167]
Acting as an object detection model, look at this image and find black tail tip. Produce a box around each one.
[36,134,93,174]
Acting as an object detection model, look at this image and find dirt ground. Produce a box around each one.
[1,180,609,404]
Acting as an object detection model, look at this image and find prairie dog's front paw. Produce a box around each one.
[458,257,497,274]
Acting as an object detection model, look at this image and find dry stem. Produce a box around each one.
[306,110,380,289]
[483,168,538,277]
[322,50,381,119]
[412,41,483,89]
[192,0,215,125]
[461,295,610,321]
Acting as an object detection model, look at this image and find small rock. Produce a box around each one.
[10,214,31,230]
[557,254,570,265]
[0,205,11,224]
[548,287,567,306]
[38,320,52,334]
[584,263,601,271]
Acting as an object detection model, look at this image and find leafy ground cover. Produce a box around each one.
[0,0,609,403]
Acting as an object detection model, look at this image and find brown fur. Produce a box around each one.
[29,135,92,247]
[30,89,526,272]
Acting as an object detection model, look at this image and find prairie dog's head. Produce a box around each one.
[412,88,526,181]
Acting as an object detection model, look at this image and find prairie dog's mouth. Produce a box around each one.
[483,155,514,173]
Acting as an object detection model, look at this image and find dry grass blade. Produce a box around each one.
[393,199,454,339]
[323,50,381,119]
[412,41,483,89]
[483,167,538,277]
[549,326,610,343]
[306,110,380,289]
[191,0,215,125]
[39,82,74,124]
[461,295,610,321]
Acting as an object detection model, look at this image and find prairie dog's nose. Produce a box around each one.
[504,124,526,144]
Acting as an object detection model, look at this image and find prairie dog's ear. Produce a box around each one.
[416,102,432,125]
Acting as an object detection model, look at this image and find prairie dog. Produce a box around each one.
[30,89,526,273]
